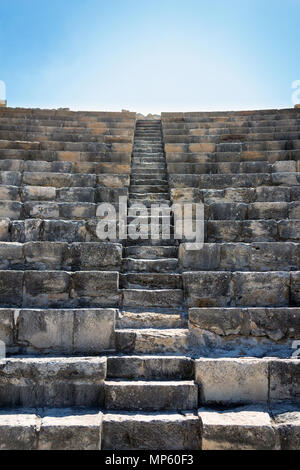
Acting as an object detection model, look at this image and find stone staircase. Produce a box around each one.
[0,109,299,450]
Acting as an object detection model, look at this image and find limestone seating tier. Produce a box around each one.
[0,110,299,450]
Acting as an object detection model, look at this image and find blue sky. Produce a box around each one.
[0,0,299,113]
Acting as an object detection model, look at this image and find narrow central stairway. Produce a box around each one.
[117,120,188,353]
[103,120,198,450]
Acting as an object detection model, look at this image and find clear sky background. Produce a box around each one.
[0,0,299,113]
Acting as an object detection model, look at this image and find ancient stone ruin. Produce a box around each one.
[0,106,299,450]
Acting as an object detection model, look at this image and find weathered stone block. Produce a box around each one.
[233,272,290,307]
[289,202,300,219]
[220,243,250,270]
[23,271,70,307]
[0,201,22,219]
[0,309,14,347]
[57,187,94,203]
[269,360,300,402]
[209,203,247,220]
[242,220,277,242]
[0,219,10,241]
[17,309,74,353]
[279,220,300,241]
[71,271,119,307]
[104,381,198,411]
[249,243,298,271]
[0,411,38,450]
[183,272,232,307]
[0,242,24,269]
[0,357,107,407]
[43,220,87,242]
[179,243,221,270]
[102,413,201,450]
[198,406,278,450]
[95,187,128,203]
[38,409,103,450]
[291,272,300,305]
[24,242,66,270]
[73,309,116,353]
[195,358,269,404]
[189,308,249,337]
[24,202,59,219]
[59,203,96,219]
[271,403,300,450]
[248,202,288,220]
[70,242,122,270]
[21,186,56,202]
[0,271,24,307]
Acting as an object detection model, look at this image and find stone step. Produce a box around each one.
[132,169,168,175]
[131,179,168,185]
[0,139,134,152]
[134,137,162,142]
[0,307,117,355]
[0,403,299,450]
[0,148,133,162]
[200,403,300,450]
[126,215,174,225]
[168,160,299,174]
[195,358,300,405]
[0,161,132,183]
[0,357,107,407]
[0,115,135,127]
[129,192,170,201]
[134,144,163,149]
[124,237,179,247]
[122,289,184,308]
[173,186,299,204]
[165,139,300,153]
[165,149,300,164]
[130,185,169,193]
[133,152,164,157]
[183,271,298,308]
[0,170,130,188]
[0,185,96,203]
[116,310,186,329]
[133,156,165,163]
[179,242,300,271]
[124,246,178,259]
[167,161,300,174]
[164,125,300,136]
[169,172,300,190]
[166,132,300,144]
[4,200,299,221]
[189,307,300,357]
[0,241,122,270]
[206,219,300,243]
[0,408,104,450]
[102,411,201,450]
[104,380,197,411]
[128,199,171,207]
[122,258,178,273]
[107,356,194,380]
[0,270,120,308]
[2,218,300,244]
[120,273,182,289]
[162,115,300,127]
[132,163,166,170]
[134,136,162,141]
